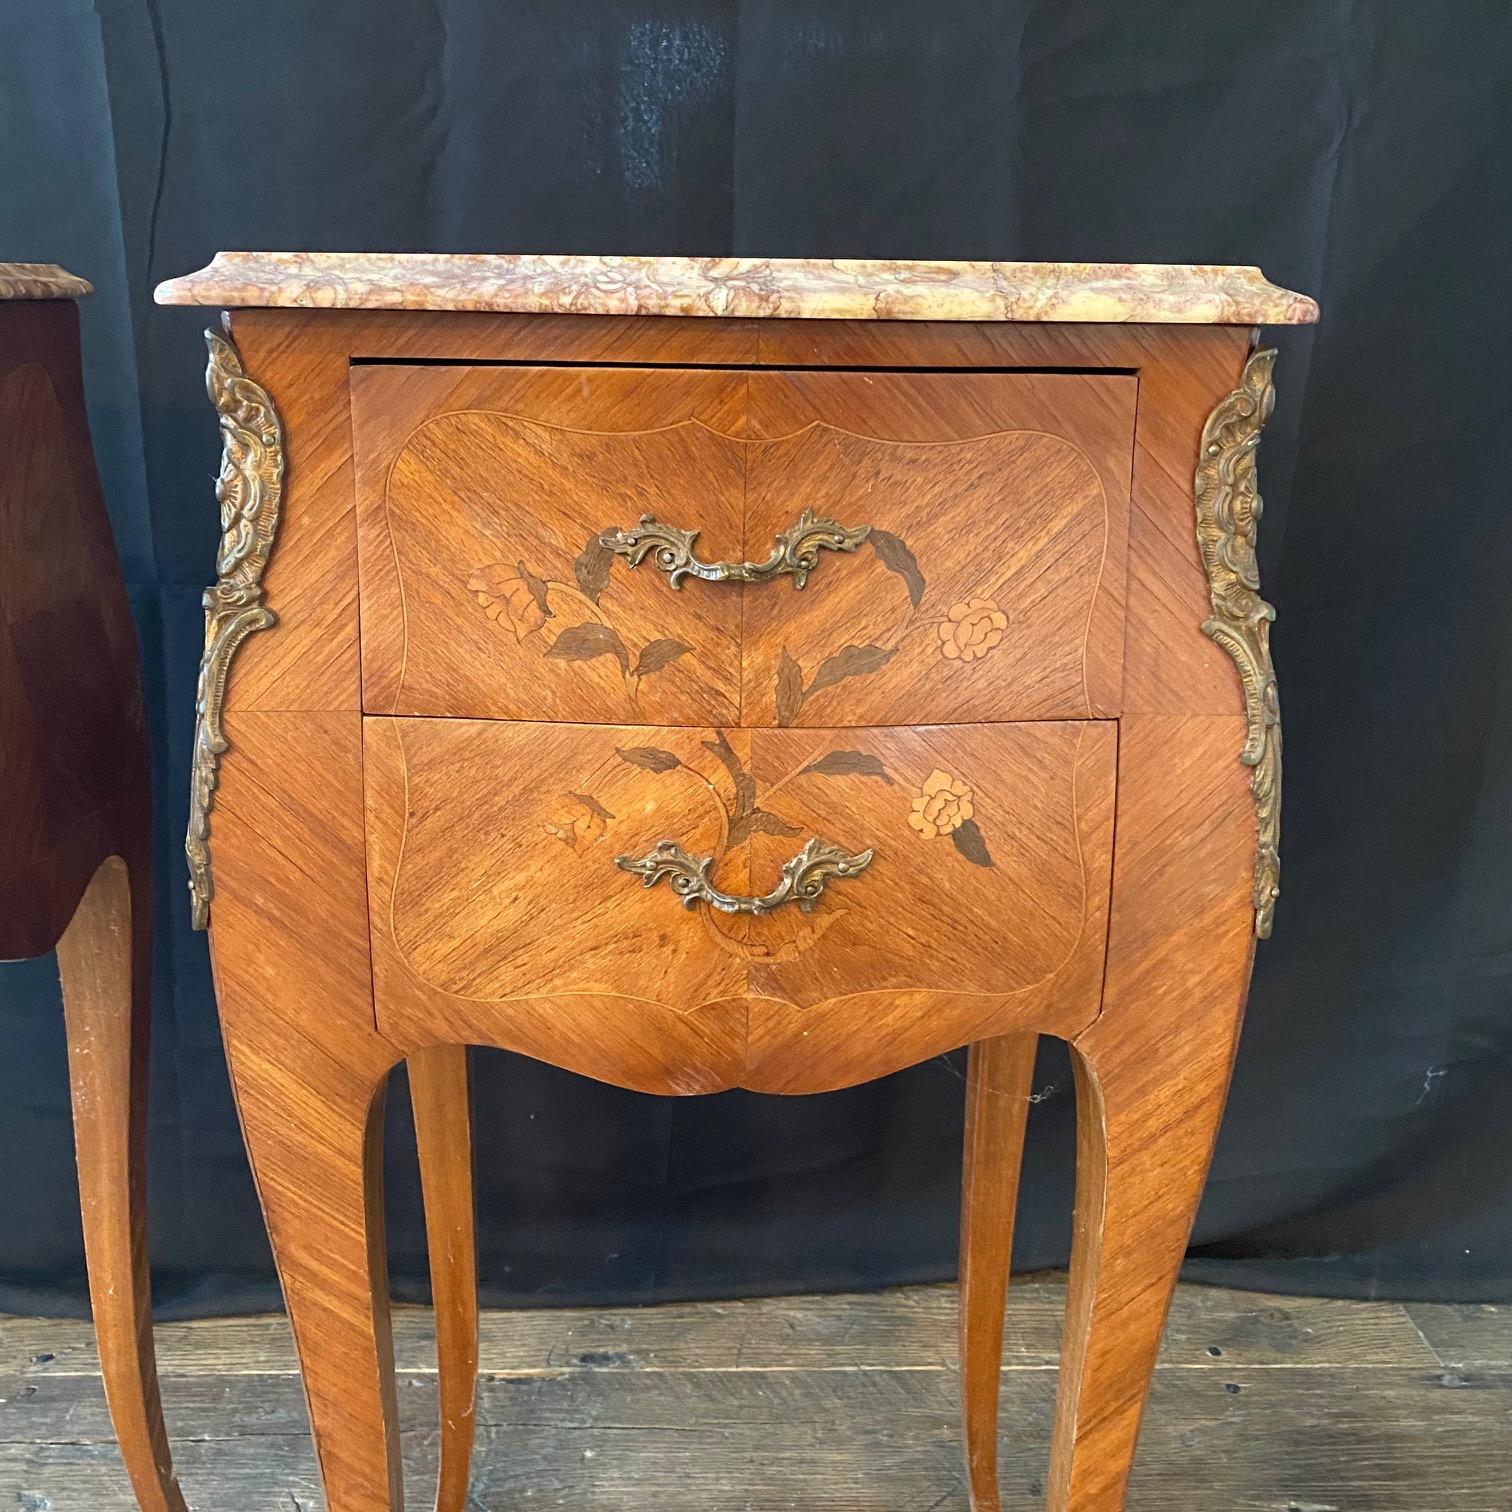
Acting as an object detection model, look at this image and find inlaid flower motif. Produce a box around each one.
[543,793,611,854]
[908,769,974,838]
[468,563,551,642]
[939,598,1008,662]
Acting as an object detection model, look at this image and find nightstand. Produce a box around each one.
[0,263,185,1512]
[155,252,1317,1511]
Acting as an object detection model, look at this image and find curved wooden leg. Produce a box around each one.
[959,1034,1038,1512]
[410,1045,478,1512]
[56,853,188,1512]
[1045,716,1256,1510]
[229,1039,402,1512]
[208,710,408,1512]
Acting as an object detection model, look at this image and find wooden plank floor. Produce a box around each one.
[2,1278,1509,1509]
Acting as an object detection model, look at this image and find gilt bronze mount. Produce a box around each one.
[616,836,874,915]
[601,507,870,589]
[1196,346,1282,938]
[186,330,285,930]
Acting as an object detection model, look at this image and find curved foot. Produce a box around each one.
[959,1034,1037,1512]
[57,855,188,1512]
[411,1045,479,1512]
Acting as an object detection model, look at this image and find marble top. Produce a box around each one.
[154,253,1318,325]
[0,264,92,301]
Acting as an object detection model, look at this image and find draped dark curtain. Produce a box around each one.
[2,1,1510,1316]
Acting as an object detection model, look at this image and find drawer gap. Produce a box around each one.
[350,355,1138,378]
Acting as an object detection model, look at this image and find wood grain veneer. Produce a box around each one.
[363,717,1114,1094]
[352,363,749,725]
[740,369,1132,726]
[161,260,1315,1511]
[353,364,1133,728]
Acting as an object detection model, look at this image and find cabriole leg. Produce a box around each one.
[1045,715,1257,1510]
[57,852,188,1512]
[410,1044,478,1512]
[959,1034,1038,1511]
[208,709,406,1511]
[227,1034,402,1512]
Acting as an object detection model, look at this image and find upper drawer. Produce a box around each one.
[353,364,1135,725]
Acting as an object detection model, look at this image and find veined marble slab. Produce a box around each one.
[156,253,1318,324]
[0,264,92,300]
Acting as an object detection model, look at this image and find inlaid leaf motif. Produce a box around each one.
[799,750,894,785]
[806,643,897,699]
[729,807,804,846]
[868,528,926,608]
[701,730,742,778]
[616,746,681,772]
[702,731,756,816]
[571,792,616,821]
[951,818,995,868]
[546,621,629,670]
[517,560,552,617]
[574,536,615,604]
[634,638,692,677]
[775,648,805,725]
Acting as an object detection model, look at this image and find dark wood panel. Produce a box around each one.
[0,302,145,957]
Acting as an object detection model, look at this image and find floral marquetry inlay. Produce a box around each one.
[467,534,696,714]
[767,527,1012,725]
[939,600,1010,663]
[359,363,1130,729]
[547,735,1001,957]
[905,768,989,861]
[465,503,1017,730]
[371,718,1112,1019]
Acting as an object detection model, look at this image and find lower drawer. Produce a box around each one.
[363,717,1115,1093]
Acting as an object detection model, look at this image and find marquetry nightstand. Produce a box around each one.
[156,252,1318,1512]
[0,265,185,1512]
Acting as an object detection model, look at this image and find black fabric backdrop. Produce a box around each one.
[2,1,1510,1316]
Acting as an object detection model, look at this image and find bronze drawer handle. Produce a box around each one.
[615,836,873,915]
[600,508,869,590]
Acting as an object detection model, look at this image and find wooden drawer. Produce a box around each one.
[353,364,1134,726]
[362,715,1115,1092]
